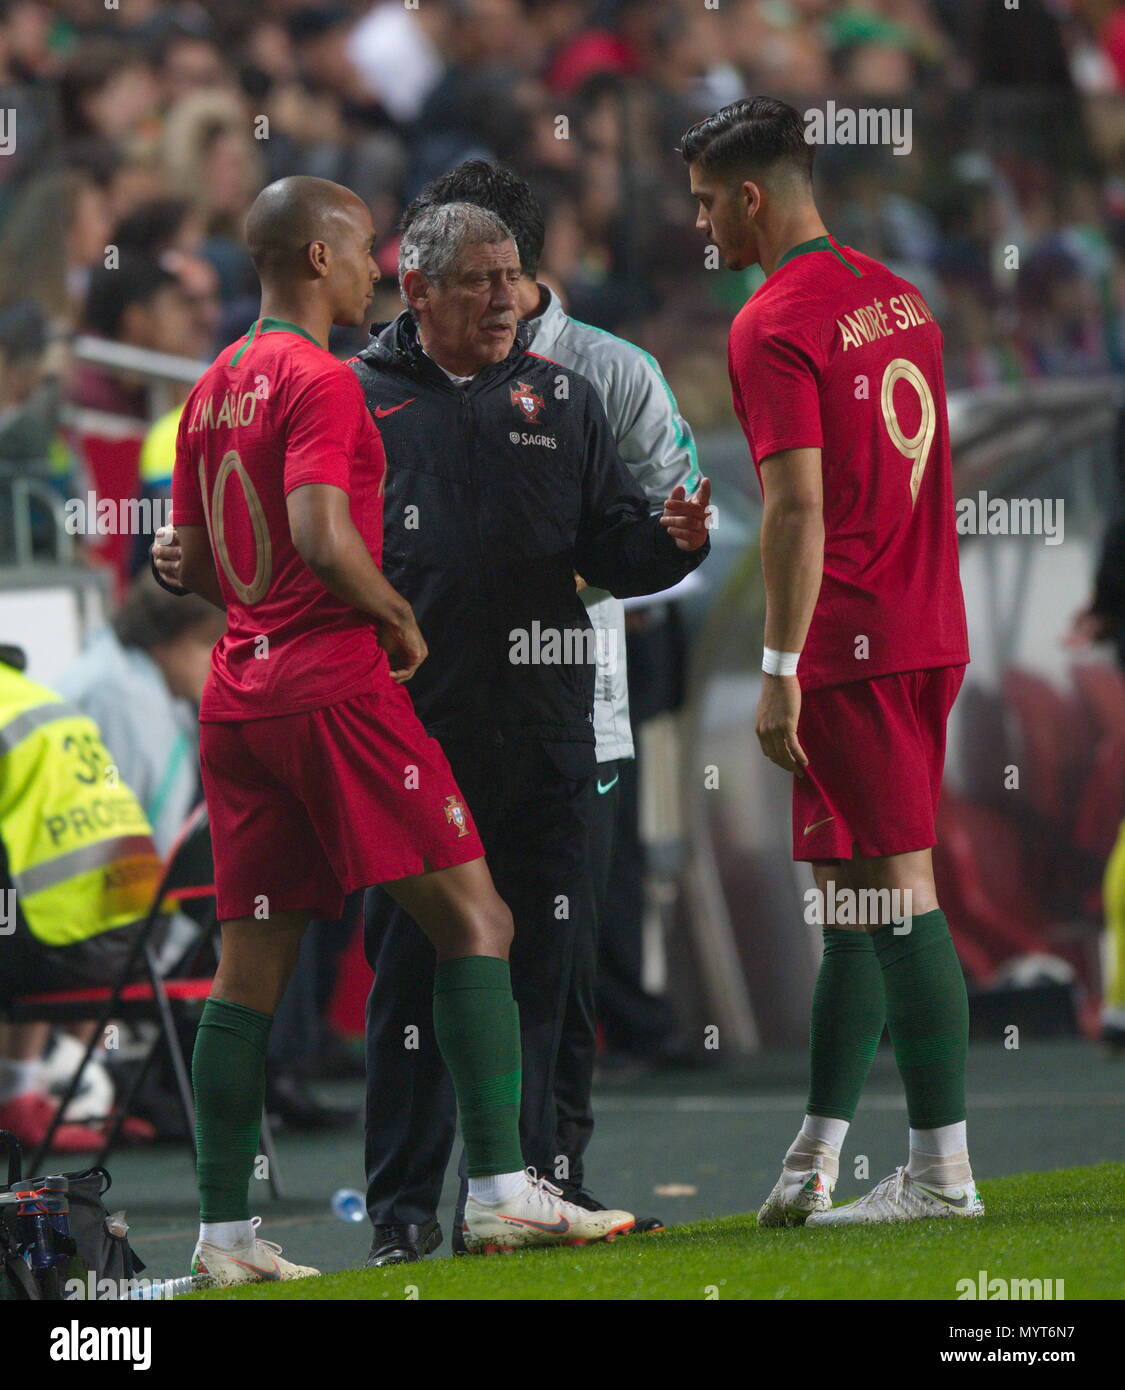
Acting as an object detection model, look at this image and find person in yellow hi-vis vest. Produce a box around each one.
[0,647,163,1151]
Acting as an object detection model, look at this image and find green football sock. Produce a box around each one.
[433,955,524,1178]
[872,909,969,1129]
[192,997,271,1223]
[806,928,887,1122]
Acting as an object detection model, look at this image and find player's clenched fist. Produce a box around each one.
[755,672,808,777]
[153,523,184,590]
[379,605,428,684]
[659,477,711,551]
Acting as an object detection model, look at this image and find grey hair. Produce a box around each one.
[398,201,514,312]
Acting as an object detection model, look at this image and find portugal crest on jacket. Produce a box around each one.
[510,381,544,423]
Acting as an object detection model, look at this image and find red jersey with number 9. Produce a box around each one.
[172,318,392,721]
[728,236,969,691]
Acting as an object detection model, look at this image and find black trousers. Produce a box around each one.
[597,750,680,1054]
[364,736,597,1225]
[552,760,619,1190]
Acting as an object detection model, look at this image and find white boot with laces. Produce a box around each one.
[463,1168,634,1253]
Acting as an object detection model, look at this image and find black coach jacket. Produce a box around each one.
[350,312,707,769]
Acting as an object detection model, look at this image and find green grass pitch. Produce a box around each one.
[189,1162,1122,1301]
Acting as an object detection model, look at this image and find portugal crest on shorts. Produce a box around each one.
[443,794,470,837]
[510,381,544,423]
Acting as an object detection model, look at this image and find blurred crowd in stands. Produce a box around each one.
[3,1,1125,548]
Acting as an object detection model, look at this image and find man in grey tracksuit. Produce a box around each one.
[377,164,700,1259]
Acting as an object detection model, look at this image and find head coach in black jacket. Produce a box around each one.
[356,202,710,1263]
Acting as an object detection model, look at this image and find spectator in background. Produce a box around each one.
[101,200,224,567]
[0,298,52,465]
[266,9,407,230]
[726,0,832,92]
[113,197,224,358]
[155,20,233,106]
[0,168,111,332]
[0,645,164,1152]
[826,7,924,94]
[540,0,639,96]
[160,86,263,303]
[0,298,65,562]
[72,255,195,588]
[68,137,166,233]
[1017,243,1111,376]
[57,572,222,855]
[81,255,196,379]
[406,0,542,195]
[5,2,57,84]
[59,39,160,144]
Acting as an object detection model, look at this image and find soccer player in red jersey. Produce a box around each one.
[681,100,982,1226]
[172,177,634,1284]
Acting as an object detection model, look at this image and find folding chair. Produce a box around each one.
[8,802,283,1196]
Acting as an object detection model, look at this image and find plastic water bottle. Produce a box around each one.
[128,1275,200,1299]
[330,1188,366,1223]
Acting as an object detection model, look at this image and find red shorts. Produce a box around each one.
[792,665,965,862]
[199,683,484,921]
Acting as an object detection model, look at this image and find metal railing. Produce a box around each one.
[2,339,206,568]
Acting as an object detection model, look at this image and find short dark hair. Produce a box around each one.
[112,571,219,652]
[679,97,813,185]
[84,256,178,340]
[402,160,545,279]
[60,40,153,140]
[114,199,194,257]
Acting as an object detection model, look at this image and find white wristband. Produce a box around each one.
[762,647,800,677]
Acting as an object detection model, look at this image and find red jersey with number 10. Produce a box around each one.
[728,236,968,691]
[172,318,392,721]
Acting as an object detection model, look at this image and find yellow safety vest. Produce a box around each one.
[139,404,183,488]
[0,664,162,948]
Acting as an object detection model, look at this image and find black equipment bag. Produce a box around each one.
[0,1130,145,1300]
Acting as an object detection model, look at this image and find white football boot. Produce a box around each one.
[805,1166,984,1227]
[757,1167,835,1227]
[190,1216,320,1287]
[463,1169,635,1253]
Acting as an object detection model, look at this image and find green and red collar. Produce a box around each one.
[231,316,323,365]
[774,234,862,277]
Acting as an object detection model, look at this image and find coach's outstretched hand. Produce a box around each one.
[756,673,808,778]
[659,477,711,551]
